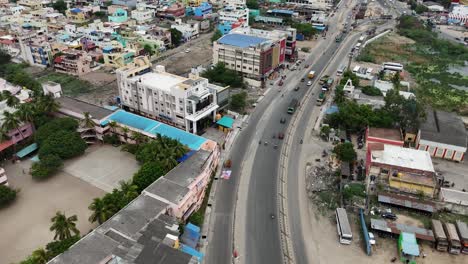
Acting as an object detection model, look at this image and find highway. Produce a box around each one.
[205,2,389,264]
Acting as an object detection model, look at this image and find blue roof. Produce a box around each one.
[102,110,207,150]
[71,8,82,13]
[400,232,420,256]
[216,116,234,128]
[270,9,294,15]
[218,34,268,48]
[186,223,201,233]
[180,244,203,262]
[30,154,40,162]
[16,143,38,159]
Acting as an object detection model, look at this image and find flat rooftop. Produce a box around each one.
[145,177,189,205]
[371,145,435,173]
[102,110,208,150]
[164,150,211,188]
[367,127,402,142]
[420,110,467,148]
[218,33,268,48]
[57,96,114,120]
[134,71,186,93]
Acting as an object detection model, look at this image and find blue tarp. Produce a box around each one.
[180,244,203,262]
[101,110,207,150]
[325,105,339,114]
[16,143,38,159]
[400,232,420,256]
[186,223,201,233]
[70,8,82,13]
[30,155,40,162]
[216,116,234,128]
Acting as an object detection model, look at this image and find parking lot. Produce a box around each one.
[63,145,140,192]
[0,159,105,263]
[433,158,468,191]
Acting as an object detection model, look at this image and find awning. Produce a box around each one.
[16,143,38,159]
[216,116,234,129]
[0,140,14,152]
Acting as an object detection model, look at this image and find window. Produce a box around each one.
[125,90,129,94]
[249,67,252,70]
[255,68,259,72]
[179,107,183,111]
[167,111,170,114]
[243,66,246,69]
[237,65,240,68]
[380,169,389,174]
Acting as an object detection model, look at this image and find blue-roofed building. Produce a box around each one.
[217,33,268,48]
[193,2,212,18]
[267,9,296,17]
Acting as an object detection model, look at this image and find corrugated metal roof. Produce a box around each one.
[218,33,268,48]
[371,218,435,242]
[378,193,435,213]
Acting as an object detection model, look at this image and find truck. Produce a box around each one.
[308,70,316,79]
[287,99,298,114]
[322,77,334,91]
[335,33,344,42]
[319,75,329,85]
[316,92,326,105]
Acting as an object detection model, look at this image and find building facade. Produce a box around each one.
[117,57,219,134]
[416,110,467,162]
[53,49,92,76]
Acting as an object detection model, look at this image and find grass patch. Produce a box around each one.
[316,190,339,215]
[434,212,468,224]
[38,72,93,96]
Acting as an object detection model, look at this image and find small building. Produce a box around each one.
[42,81,62,98]
[367,145,437,198]
[366,127,403,148]
[53,50,92,76]
[108,8,128,23]
[398,232,420,264]
[193,2,212,18]
[416,110,467,162]
[423,1,445,12]
[216,115,234,133]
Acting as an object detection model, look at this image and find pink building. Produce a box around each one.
[143,141,220,220]
[0,100,34,154]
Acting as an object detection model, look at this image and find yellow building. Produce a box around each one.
[368,145,437,198]
[66,8,88,24]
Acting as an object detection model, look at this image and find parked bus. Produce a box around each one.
[456,221,468,254]
[337,65,346,76]
[287,99,298,114]
[382,62,403,72]
[432,220,448,252]
[335,208,352,244]
[444,222,462,254]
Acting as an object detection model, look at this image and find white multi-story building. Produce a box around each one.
[171,19,200,41]
[285,0,333,10]
[117,57,219,134]
[131,4,155,24]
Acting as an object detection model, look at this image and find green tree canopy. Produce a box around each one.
[211,29,223,42]
[31,154,63,179]
[170,28,183,47]
[88,197,112,224]
[38,130,87,160]
[202,62,244,88]
[132,162,166,192]
[50,211,80,241]
[246,0,259,9]
[293,23,318,39]
[35,118,79,145]
[333,142,357,162]
[0,50,11,65]
[0,185,17,207]
[45,236,80,259]
[52,0,67,14]
[230,92,247,112]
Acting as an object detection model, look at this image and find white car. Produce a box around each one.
[307,81,312,86]
[185,49,191,53]
[368,232,376,245]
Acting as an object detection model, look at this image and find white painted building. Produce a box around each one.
[416,110,467,162]
[117,60,219,134]
[285,0,333,10]
[131,4,154,24]
[171,19,200,42]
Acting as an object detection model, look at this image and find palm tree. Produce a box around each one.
[1,111,24,142]
[121,126,130,142]
[31,248,49,264]
[108,121,117,133]
[82,112,96,128]
[38,95,60,114]
[50,211,80,241]
[88,197,110,224]
[131,131,145,144]
[2,91,20,107]
[119,180,139,202]
[17,103,36,131]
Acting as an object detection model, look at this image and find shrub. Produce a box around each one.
[343,183,366,201]
[132,162,166,192]
[0,185,17,207]
[301,47,310,52]
[39,130,87,160]
[45,235,80,259]
[103,134,120,145]
[31,155,63,179]
[361,86,383,96]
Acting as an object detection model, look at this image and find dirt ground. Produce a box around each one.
[76,70,119,106]
[157,35,214,76]
[0,159,105,263]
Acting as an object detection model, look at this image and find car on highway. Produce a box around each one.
[294,86,300,91]
[301,78,305,82]
[278,133,284,139]
[381,212,397,220]
[307,81,312,86]
[185,49,191,53]
[291,66,297,71]
[280,117,286,124]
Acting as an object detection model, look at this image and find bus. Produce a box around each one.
[336,208,352,245]
[382,62,404,72]
[337,65,346,76]
[456,221,468,254]
[432,220,448,252]
[444,222,462,254]
[287,99,298,114]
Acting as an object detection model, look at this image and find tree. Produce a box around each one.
[31,154,63,179]
[38,130,87,160]
[202,62,244,88]
[45,236,80,259]
[143,44,155,56]
[0,50,11,65]
[118,180,139,204]
[230,92,247,112]
[35,118,79,145]
[121,126,130,142]
[37,95,60,115]
[108,121,117,134]
[88,197,111,224]
[132,162,166,192]
[81,112,96,129]
[2,91,20,107]
[30,248,49,264]
[246,0,259,9]
[50,211,80,241]
[131,130,145,144]
[391,72,401,89]
[320,125,331,138]
[415,4,429,14]
[17,103,36,127]
[211,29,223,42]
[1,111,24,141]
[333,142,357,162]
[292,23,318,39]
[0,185,17,207]
[52,0,67,14]
[170,28,183,47]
